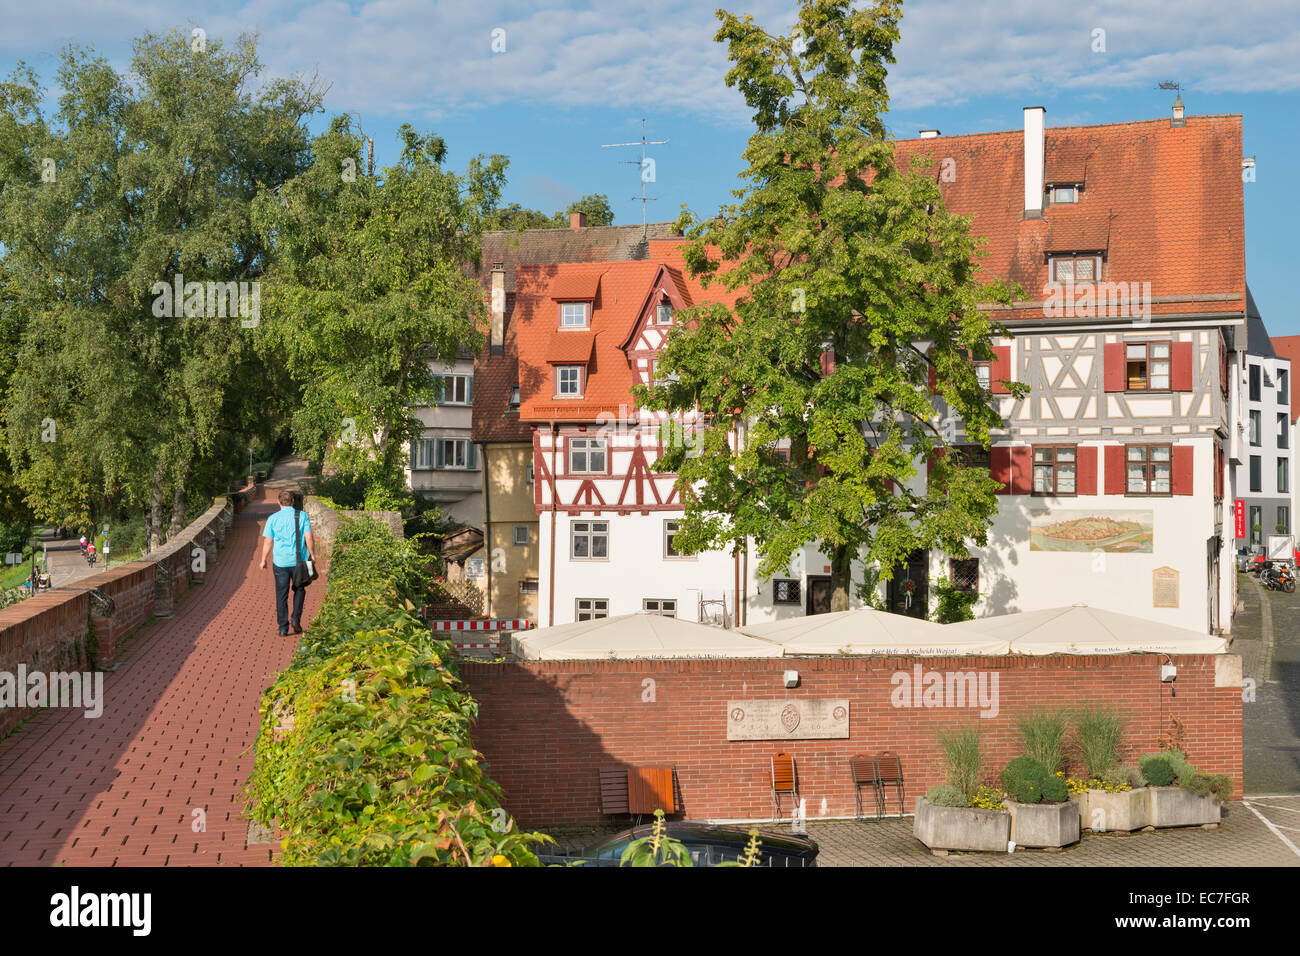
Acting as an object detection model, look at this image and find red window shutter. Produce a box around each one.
[1172,445,1194,495]
[927,446,947,484]
[1103,343,1126,392]
[1104,445,1125,495]
[991,345,1012,395]
[1171,341,1194,391]
[820,349,835,376]
[1010,446,1032,494]
[990,446,1011,495]
[1076,446,1098,495]
[1214,443,1224,499]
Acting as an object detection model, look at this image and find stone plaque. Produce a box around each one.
[1153,566,1179,608]
[726,699,850,741]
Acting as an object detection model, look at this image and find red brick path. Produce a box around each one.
[0,488,322,866]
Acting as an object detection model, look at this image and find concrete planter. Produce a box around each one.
[913,797,1010,853]
[1007,799,1081,848]
[1074,788,1150,832]
[1148,786,1222,827]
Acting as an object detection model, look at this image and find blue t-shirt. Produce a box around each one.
[262,506,312,568]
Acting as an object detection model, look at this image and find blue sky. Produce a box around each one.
[2,0,1298,331]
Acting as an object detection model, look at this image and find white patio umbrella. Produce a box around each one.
[512,613,784,660]
[949,604,1228,655]
[738,607,1012,656]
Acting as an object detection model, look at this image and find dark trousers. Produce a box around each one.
[273,564,306,633]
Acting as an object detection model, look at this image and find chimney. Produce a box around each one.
[1023,106,1046,220]
[1171,94,1185,128]
[919,129,940,139]
[490,263,505,355]
[569,211,587,230]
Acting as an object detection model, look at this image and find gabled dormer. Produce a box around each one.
[621,265,691,387]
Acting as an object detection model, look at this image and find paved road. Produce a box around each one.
[1234,572,1300,794]
[0,466,321,866]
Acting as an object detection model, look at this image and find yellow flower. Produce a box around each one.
[491,854,511,867]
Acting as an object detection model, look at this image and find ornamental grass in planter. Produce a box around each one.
[1001,756,1079,848]
[1067,704,1149,832]
[913,727,1010,853]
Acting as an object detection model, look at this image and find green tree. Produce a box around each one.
[636,0,1023,611]
[560,193,614,226]
[251,120,506,506]
[0,31,322,542]
[484,192,615,231]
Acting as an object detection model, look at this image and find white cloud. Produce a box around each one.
[1,0,1297,125]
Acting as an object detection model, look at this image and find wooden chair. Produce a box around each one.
[598,767,629,817]
[873,751,905,818]
[770,752,799,820]
[850,753,882,819]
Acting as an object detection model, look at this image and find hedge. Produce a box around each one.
[244,516,551,866]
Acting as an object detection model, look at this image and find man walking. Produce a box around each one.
[259,490,317,636]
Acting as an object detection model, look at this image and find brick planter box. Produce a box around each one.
[1007,799,1080,848]
[913,797,1010,853]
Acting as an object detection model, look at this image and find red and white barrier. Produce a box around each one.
[422,616,533,649]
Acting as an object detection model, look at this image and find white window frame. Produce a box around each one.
[663,519,694,560]
[568,437,607,475]
[1048,184,1079,204]
[513,525,530,546]
[509,385,520,409]
[571,521,609,560]
[656,301,673,325]
[435,438,477,471]
[576,597,608,621]
[643,598,677,617]
[556,365,583,397]
[437,373,471,405]
[559,302,589,328]
[1051,254,1101,283]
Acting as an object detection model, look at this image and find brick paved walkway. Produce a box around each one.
[0,464,321,866]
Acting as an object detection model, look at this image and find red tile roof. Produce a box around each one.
[893,114,1246,321]
[1271,335,1300,423]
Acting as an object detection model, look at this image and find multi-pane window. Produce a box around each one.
[1250,410,1262,446]
[412,438,436,470]
[656,302,673,325]
[952,445,991,470]
[1032,446,1076,495]
[568,437,607,474]
[774,579,801,604]
[575,598,608,621]
[1126,445,1172,495]
[1051,255,1100,282]
[571,521,609,560]
[1049,185,1078,204]
[949,558,979,594]
[643,598,677,617]
[1249,364,1261,402]
[437,374,471,405]
[1279,458,1290,494]
[1279,506,1290,535]
[508,385,520,410]
[663,519,690,559]
[974,361,992,390]
[435,439,477,470]
[1126,343,1170,391]
[1250,455,1262,493]
[513,525,530,546]
[1279,413,1289,450]
[560,302,589,328]
[519,579,539,595]
[556,365,582,396]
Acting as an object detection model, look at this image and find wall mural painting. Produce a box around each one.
[1029,510,1154,553]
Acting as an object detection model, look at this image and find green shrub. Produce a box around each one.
[1139,753,1176,787]
[1017,709,1068,774]
[1000,755,1068,805]
[0,522,31,556]
[245,516,551,866]
[1163,748,1193,784]
[925,785,967,807]
[1073,704,1127,779]
[929,576,979,624]
[1204,774,1234,804]
[937,726,983,803]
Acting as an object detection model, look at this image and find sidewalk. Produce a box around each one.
[0,466,322,866]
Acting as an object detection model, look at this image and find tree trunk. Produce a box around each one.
[168,475,186,538]
[829,543,853,613]
[147,459,167,552]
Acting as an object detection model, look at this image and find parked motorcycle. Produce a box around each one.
[1261,562,1296,592]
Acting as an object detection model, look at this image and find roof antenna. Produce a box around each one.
[601,118,669,238]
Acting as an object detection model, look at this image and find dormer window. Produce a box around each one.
[1050,255,1101,283]
[508,385,520,410]
[556,365,583,397]
[559,302,589,328]
[1048,185,1079,204]
[656,302,673,325]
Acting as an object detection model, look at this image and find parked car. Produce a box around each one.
[537,821,819,867]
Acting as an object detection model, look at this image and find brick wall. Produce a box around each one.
[460,653,1243,826]
[302,498,403,571]
[0,488,247,737]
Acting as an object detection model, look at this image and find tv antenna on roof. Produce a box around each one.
[601,118,669,238]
